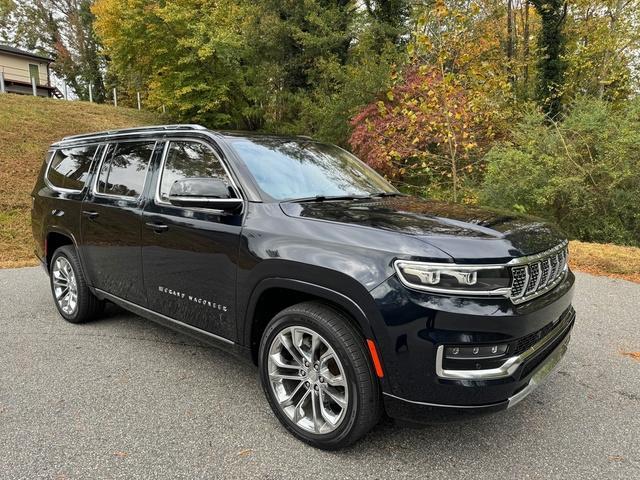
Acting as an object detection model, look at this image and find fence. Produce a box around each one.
[0,65,158,112]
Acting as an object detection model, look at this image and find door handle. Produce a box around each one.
[82,210,99,219]
[145,222,169,233]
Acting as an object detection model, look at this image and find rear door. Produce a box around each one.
[141,138,243,341]
[80,140,157,305]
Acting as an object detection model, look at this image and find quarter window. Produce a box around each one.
[47,145,98,191]
[158,141,229,203]
[97,142,155,197]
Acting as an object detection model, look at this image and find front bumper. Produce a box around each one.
[383,315,573,423]
[369,269,575,422]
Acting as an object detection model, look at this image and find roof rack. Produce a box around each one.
[59,124,208,143]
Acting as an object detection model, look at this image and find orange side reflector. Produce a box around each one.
[366,339,384,378]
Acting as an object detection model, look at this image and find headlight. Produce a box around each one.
[393,260,511,296]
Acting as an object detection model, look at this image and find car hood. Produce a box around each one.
[279,196,566,263]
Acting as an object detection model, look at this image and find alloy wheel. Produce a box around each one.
[267,326,349,434]
[52,256,78,316]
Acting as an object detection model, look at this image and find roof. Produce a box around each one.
[0,44,53,62]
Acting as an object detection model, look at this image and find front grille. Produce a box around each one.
[509,243,568,303]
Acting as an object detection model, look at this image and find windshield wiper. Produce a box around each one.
[287,195,370,203]
[368,192,404,198]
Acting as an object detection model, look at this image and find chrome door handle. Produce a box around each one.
[82,210,99,219]
[145,222,168,232]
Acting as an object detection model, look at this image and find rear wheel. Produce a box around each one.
[49,245,103,323]
[259,301,381,449]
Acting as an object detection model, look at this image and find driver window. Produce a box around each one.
[158,141,229,203]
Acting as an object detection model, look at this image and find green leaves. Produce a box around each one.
[481,98,640,246]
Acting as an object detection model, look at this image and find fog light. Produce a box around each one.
[444,344,508,359]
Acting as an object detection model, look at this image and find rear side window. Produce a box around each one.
[97,141,155,197]
[47,145,98,191]
[158,141,229,203]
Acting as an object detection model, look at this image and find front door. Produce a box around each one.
[141,139,243,341]
[80,140,157,305]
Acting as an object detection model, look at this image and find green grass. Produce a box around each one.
[0,94,161,267]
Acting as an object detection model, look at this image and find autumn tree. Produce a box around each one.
[349,0,511,202]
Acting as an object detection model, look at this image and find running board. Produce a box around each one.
[94,288,252,361]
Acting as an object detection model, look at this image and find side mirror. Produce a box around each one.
[168,178,242,212]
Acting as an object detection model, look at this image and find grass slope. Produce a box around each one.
[0,94,159,267]
[0,94,638,282]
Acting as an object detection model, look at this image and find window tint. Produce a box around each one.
[97,142,155,197]
[47,145,98,191]
[158,141,229,203]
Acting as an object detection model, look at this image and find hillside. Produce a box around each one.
[0,94,160,267]
[0,94,637,282]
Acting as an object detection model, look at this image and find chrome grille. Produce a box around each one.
[510,243,569,303]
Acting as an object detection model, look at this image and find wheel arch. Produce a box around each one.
[244,278,377,365]
[45,229,77,270]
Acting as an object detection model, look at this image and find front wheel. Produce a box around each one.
[259,301,382,449]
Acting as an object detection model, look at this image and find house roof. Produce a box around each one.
[0,44,53,62]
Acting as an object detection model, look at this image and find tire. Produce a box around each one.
[259,301,382,449]
[49,245,104,323]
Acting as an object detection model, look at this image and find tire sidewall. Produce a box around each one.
[259,310,367,448]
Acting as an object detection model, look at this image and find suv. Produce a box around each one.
[32,125,575,449]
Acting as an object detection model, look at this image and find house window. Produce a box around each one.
[28,64,39,85]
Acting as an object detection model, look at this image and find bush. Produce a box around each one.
[481,98,640,246]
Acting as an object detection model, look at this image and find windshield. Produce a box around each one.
[229,138,397,201]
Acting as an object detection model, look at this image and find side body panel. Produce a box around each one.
[140,139,243,341]
[78,142,161,306]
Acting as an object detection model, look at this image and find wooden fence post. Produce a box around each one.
[89,84,93,103]
[32,77,37,96]
[137,91,141,110]
[0,72,5,93]
[113,88,117,107]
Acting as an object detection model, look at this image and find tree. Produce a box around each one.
[529,0,567,118]
[349,0,511,202]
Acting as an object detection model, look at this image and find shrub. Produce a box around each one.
[481,98,640,246]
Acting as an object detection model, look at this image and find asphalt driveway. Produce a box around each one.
[0,267,638,479]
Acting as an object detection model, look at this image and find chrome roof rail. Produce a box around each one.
[59,124,208,143]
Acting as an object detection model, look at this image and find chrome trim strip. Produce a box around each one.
[506,240,569,266]
[435,312,573,380]
[382,392,506,410]
[507,332,571,408]
[168,196,243,204]
[94,288,235,345]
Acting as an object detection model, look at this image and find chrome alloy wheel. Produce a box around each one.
[52,256,78,316]
[267,326,349,434]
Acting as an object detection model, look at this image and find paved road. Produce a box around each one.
[0,268,638,479]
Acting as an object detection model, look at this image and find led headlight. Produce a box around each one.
[393,260,511,296]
